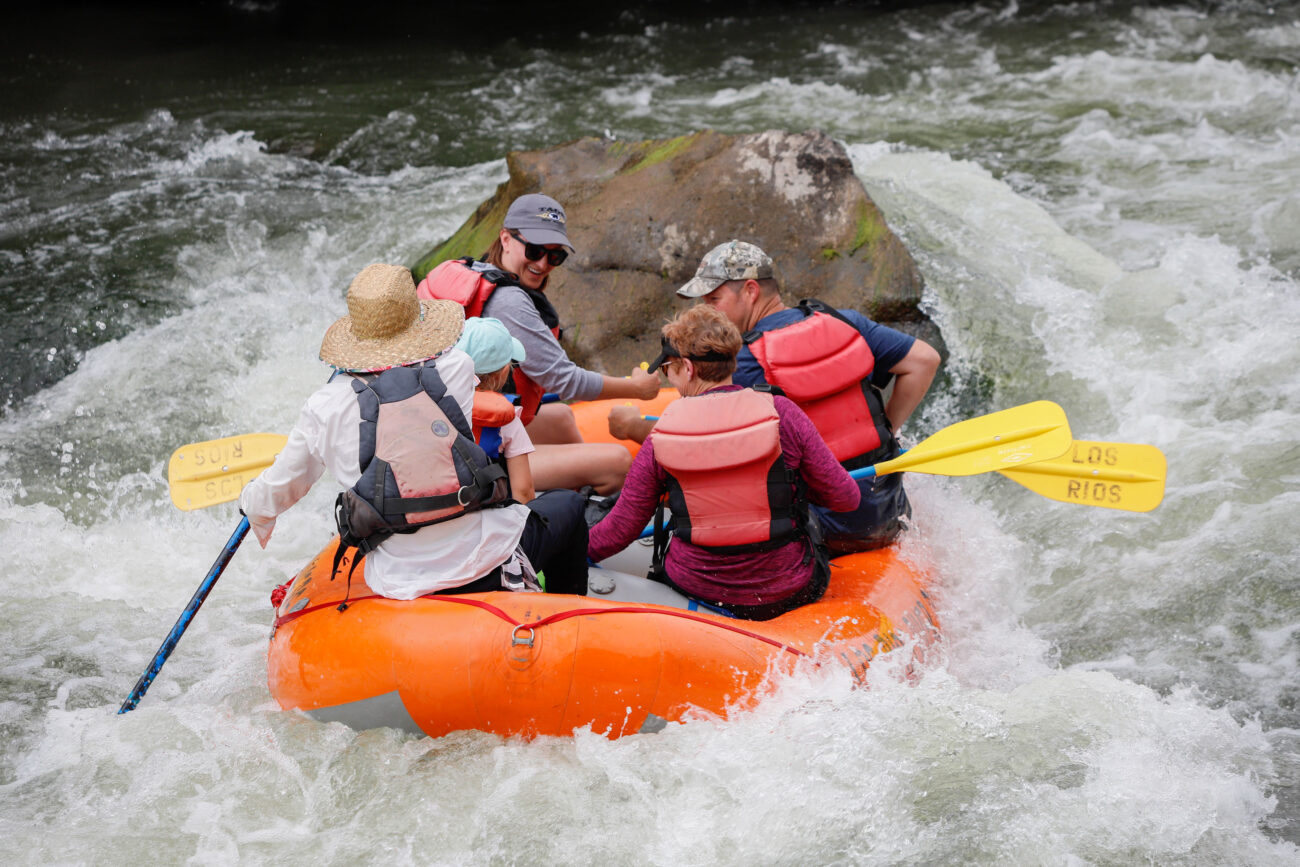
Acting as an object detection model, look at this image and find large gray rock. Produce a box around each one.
[413,129,937,372]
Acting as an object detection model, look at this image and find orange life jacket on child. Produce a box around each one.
[471,390,517,460]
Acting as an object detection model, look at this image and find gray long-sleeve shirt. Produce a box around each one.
[483,285,605,401]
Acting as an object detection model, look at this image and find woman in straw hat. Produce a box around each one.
[240,264,589,599]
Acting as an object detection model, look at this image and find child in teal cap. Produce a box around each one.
[457,317,633,497]
[456,317,537,503]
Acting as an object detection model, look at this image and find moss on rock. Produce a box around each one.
[616,132,704,175]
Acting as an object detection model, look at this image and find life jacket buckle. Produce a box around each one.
[510,625,535,648]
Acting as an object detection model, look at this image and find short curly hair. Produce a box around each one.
[660,305,741,382]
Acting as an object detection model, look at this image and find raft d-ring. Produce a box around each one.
[511,625,536,648]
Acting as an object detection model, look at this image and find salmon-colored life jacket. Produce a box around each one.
[415,257,505,319]
[743,299,895,470]
[652,388,799,552]
[330,364,510,583]
[471,390,517,460]
[417,257,556,426]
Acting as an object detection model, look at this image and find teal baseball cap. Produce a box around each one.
[455,317,526,375]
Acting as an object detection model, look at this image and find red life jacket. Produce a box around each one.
[652,388,799,552]
[417,257,556,426]
[416,257,502,318]
[744,300,894,470]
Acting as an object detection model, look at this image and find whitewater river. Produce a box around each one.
[2,1,1297,863]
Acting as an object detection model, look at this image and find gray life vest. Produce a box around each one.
[331,363,510,587]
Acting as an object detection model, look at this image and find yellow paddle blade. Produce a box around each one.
[167,433,287,511]
[998,440,1167,512]
[872,401,1072,477]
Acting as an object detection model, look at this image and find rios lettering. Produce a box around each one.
[1066,479,1123,504]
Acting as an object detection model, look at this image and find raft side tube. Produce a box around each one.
[267,539,939,739]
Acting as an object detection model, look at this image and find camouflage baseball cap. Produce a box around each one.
[677,240,774,298]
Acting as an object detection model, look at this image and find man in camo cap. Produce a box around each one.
[612,238,940,553]
[676,239,774,298]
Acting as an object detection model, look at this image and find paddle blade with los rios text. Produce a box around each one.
[167,433,288,511]
[998,440,1166,512]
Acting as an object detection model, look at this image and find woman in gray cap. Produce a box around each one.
[422,193,660,495]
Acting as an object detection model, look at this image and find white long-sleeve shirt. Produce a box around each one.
[239,349,530,599]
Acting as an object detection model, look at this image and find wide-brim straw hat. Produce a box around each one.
[320,264,464,373]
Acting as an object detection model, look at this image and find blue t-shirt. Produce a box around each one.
[734,305,916,390]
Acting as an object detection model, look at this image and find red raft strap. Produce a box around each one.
[274,592,386,627]
[273,593,808,657]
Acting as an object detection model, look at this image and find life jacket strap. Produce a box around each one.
[329,493,391,611]
[648,495,672,585]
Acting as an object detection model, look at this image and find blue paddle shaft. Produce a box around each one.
[505,391,561,404]
[117,516,250,714]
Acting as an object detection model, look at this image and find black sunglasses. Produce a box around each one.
[509,231,568,267]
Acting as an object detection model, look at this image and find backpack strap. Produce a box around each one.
[648,494,672,585]
[752,382,785,399]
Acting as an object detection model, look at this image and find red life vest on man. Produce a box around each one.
[652,388,799,552]
[417,257,557,426]
[743,300,895,470]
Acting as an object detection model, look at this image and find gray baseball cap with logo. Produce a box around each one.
[504,194,574,252]
[677,240,774,298]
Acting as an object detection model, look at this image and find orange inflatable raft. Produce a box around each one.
[268,542,938,738]
[265,390,940,738]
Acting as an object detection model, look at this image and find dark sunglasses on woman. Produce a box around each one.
[510,231,568,267]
